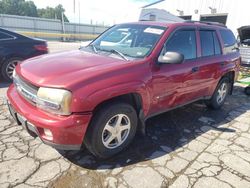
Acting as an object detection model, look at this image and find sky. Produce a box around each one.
[31,0,155,25]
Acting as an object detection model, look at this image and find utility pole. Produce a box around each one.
[78,0,81,36]
[61,11,66,41]
[78,0,81,25]
[73,0,76,14]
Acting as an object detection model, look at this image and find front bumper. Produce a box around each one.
[7,84,92,150]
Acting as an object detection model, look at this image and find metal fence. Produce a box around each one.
[0,14,110,40]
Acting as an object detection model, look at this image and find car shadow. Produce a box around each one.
[0,81,11,89]
[58,85,249,171]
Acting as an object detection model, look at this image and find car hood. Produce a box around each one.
[238,26,250,42]
[17,50,127,89]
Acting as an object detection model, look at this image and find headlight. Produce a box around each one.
[37,87,72,115]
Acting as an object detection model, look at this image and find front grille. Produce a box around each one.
[13,74,39,105]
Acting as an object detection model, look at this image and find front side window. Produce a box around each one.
[84,24,166,60]
[163,30,197,60]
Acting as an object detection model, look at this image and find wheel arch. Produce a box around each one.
[90,92,147,135]
[92,92,143,116]
[221,71,235,95]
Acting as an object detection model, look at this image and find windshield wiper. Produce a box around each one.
[88,44,98,54]
[109,49,129,61]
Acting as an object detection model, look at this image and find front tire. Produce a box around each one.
[84,102,138,159]
[205,77,230,109]
[1,57,23,82]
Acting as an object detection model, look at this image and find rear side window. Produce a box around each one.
[200,30,222,57]
[219,29,237,54]
[200,31,214,56]
[0,31,14,40]
[164,30,196,60]
[213,32,221,55]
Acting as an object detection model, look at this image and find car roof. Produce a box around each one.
[120,21,227,30]
[0,27,29,39]
[0,27,16,34]
[0,27,20,36]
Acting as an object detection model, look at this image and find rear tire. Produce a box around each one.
[1,57,22,82]
[84,102,138,159]
[245,87,250,96]
[205,77,230,109]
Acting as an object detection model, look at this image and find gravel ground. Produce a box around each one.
[0,84,250,188]
[0,43,250,187]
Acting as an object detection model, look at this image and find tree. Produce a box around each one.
[0,0,38,17]
[38,4,69,22]
[0,0,69,22]
[19,1,38,17]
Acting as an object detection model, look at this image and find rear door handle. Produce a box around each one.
[220,62,226,66]
[192,67,199,73]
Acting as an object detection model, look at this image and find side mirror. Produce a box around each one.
[158,52,184,64]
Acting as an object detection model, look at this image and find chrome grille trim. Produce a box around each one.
[13,75,38,105]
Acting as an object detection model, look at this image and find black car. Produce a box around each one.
[0,28,48,81]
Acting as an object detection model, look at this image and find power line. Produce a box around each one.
[141,0,166,8]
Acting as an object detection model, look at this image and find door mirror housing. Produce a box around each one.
[158,52,184,64]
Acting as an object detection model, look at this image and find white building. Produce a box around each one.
[145,0,250,35]
[139,8,184,23]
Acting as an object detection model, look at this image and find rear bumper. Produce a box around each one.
[241,61,250,67]
[7,84,92,150]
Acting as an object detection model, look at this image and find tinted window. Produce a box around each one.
[0,32,13,40]
[220,29,236,47]
[213,32,221,55]
[200,31,214,56]
[200,30,222,57]
[219,29,237,54]
[164,30,196,60]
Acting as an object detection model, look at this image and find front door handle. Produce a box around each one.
[192,67,199,73]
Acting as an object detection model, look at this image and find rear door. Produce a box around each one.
[186,28,224,99]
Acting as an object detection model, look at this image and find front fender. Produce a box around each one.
[71,81,151,116]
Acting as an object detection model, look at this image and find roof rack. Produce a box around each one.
[184,20,227,28]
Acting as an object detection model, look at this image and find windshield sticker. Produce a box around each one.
[136,52,143,56]
[144,28,164,35]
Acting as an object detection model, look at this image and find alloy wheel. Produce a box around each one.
[6,60,20,79]
[102,114,131,149]
[216,82,228,104]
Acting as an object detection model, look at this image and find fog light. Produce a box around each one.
[44,128,53,138]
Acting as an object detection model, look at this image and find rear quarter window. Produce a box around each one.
[219,29,238,54]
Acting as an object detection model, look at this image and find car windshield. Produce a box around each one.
[83,24,166,60]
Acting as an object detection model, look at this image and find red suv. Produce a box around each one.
[7,21,240,158]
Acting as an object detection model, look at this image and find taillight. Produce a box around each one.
[34,44,48,52]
